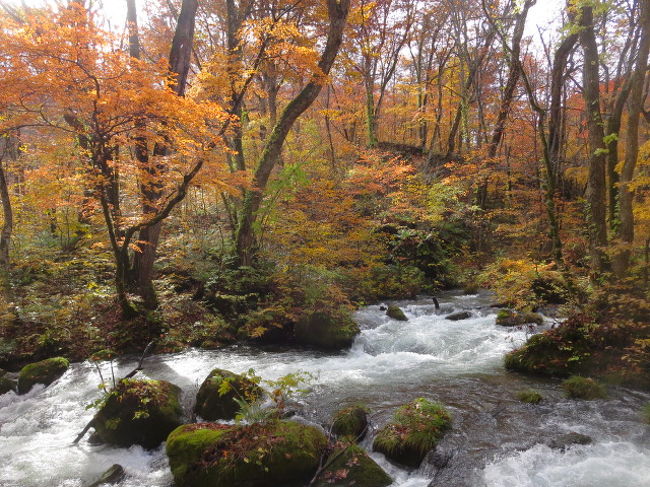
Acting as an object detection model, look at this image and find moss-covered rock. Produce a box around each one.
[294,311,360,350]
[17,357,69,394]
[496,310,543,327]
[314,443,392,487]
[92,378,182,449]
[373,398,451,467]
[0,375,15,395]
[516,389,543,404]
[331,404,369,440]
[194,368,264,421]
[561,376,606,400]
[643,403,650,424]
[386,305,408,321]
[166,420,328,487]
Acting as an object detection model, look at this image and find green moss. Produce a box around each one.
[294,311,360,350]
[562,376,607,400]
[313,443,392,487]
[93,378,182,449]
[194,368,264,421]
[516,389,543,404]
[496,310,543,327]
[331,403,369,440]
[386,305,408,321]
[0,375,15,395]
[166,420,328,487]
[17,357,69,394]
[373,398,451,467]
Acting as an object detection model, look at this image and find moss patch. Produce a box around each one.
[0,375,15,394]
[373,398,451,467]
[386,306,408,321]
[92,378,182,449]
[166,420,327,487]
[516,389,543,404]
[294,311,360,350]
[194,368,264,421]
[496,310,543,327]
[331,403,369,440]
[17,357,69,394]
[314,443,392,487]
[561,376,607,400]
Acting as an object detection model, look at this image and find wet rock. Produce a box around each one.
[379,305,388,311]
[166,420,327,487]
[547,432,593,451]
[425,446,455,469]
[194,368,264,421]
[295,311,360,350]
[92,378,182,449]
[445,311,472,321]
[496,310,543,327]
[373,398,452,468]
[386,305,408,321]
[17,357,69,394]
[0,375,15,394]
[331,403,369,440]
[314,443,392,487]
[85,464,125,487]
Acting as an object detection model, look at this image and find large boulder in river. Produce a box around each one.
[496,310,543,327]
[194,368,264,421]
[166,420,328,487]
[373,398,452,468]
[331,403,369,440]
[92,378,182,449]
[294,311,360,350]
[314,443,392,487]
[17,357,69,394]
[386,305,408,321]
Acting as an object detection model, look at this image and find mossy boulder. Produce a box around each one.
[331,404,369,440]
[194,368,264,421]
[642,403,650,424]
[516,389,543,404]
[92,378,182,449]
[373,398,452,467]
[314,443,392,487]
[294,311,360,350]
[17,357,69,394]
[561,376,606,400]
[496,310,543,327]
[166,420,328,487]
[0,375,15,395]
[386,305,408,321]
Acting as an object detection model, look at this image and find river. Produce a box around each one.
[1,291,649,487]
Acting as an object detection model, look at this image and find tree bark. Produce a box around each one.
[614,0,650,275]
[235,0,351,265]
[579,5,609,275]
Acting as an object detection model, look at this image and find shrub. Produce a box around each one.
[562,376,607,400]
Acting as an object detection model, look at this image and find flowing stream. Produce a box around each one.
[1,291,649,487]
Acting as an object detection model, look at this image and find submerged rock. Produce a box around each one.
[166,420,327,487]
[547,432,593,451]
[386,305,408,321]
[373,398,452,468]
[445,311,472,321]
[85,464,125,487]
[294,311,360,349]
[496,310,543,327]
[314,443,392,487]
[92,378,182,449]
[194,368,264,421]
[17,357,69,394]
[331,403,369,440]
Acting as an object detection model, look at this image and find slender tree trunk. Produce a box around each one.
[0,159,13,273]
[579,5,609,275]
[614,0,650,275]
[236,0,350,265]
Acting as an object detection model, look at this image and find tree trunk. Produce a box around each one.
[614,0,650,275]
[579,5,609,275]
[236,0,351,265]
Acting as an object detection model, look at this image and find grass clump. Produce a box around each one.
[516,389,543,404]
[561,376,607,400]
